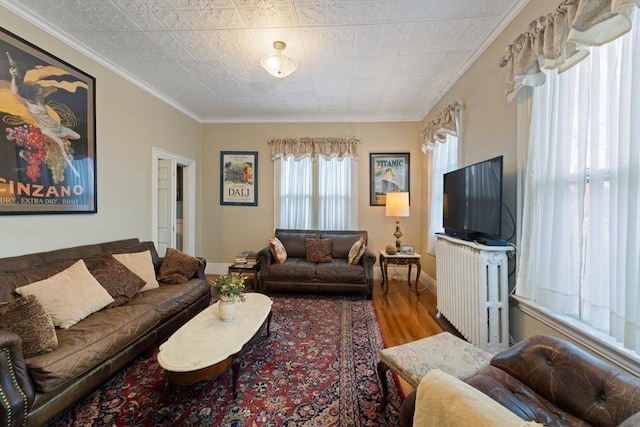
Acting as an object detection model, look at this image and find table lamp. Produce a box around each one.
[385,192,410,251]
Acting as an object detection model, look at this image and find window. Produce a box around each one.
[275,155,358,230]
[517,9,640,355]
[427,135,458,254]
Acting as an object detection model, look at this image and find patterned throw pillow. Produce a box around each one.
[15,260,115,329]
[305,238,333,263]
[158,248,201,284]
[0,295,58,358]
[91,253,146,307]
[348,237,366,265]
[270,236,287,263]
[113,250,159,292]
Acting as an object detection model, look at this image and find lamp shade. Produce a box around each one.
[385,192,410,217]
[261,41,297,78]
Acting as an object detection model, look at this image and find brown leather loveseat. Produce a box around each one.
[400,334,640,426]
[258,229,375,299]
[0,239,211,427]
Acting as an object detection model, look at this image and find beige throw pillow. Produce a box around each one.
[0,295,58,358]
[15,260,115,329]
[269,236,287,263]
[113,250,160,292]
[348,237,366,265]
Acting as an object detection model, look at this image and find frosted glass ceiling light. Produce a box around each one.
[261,41,297,78]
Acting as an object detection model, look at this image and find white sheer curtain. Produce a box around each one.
[276,156,313,229]
[318,156,358,230]
[427,135,458,254]
[517,8,640,353]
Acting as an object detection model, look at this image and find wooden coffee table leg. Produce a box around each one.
[231,358,240,399]
[266,311,272,336]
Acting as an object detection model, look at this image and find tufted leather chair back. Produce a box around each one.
[490,335,640,426]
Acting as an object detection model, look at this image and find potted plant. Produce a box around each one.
[211,274,246,321]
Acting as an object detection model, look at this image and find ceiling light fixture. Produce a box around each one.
[261,41,297,78]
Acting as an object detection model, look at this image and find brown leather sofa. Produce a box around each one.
[400,334,640,427]
[258,229,375,299]
[0,239,211,427]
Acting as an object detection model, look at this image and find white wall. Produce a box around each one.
[0,7,202,258]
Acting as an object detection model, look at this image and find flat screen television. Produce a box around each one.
[442,155,503,241]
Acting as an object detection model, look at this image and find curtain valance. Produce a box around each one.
[500,0,639,101]
[269,137,360,160]
[420,101,461,152]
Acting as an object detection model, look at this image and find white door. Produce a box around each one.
[157,159,176,257]
[152,148,196,256]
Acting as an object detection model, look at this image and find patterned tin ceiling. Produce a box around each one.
[1,0,527,122]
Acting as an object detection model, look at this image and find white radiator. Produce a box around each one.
[435,235,511,353]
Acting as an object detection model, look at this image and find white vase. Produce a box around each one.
[218,295,237,321]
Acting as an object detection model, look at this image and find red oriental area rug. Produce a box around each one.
[46,294,402,426]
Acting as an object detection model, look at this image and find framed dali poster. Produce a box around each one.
[220,151,258,206]
[369,152,410,206]
[0,27,97,214]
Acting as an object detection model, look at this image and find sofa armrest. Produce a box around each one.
[360,248,376,299]
[0,331,35,427]
[194,257,207,280]
[257,247,273,290]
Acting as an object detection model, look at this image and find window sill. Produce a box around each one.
[512,295,640,376]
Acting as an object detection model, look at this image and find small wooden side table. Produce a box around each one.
[378,250,422,295]
[227,264,260,291]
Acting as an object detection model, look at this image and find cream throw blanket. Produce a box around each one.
[413,370,544,427]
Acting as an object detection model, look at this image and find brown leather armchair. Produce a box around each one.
[400,335,640,427]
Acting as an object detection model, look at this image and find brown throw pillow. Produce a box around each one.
[0,295,58,358]
[91,253,146,307]
[158,248,201,284]
[348,237,366,265]
[305,238,333,263]
[269,236,287,263]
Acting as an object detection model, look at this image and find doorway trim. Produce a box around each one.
[152,147,196,255]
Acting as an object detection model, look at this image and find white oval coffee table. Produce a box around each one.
[157,292,273,398]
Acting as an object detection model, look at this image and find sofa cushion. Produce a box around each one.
[315,260,366,283]
[113,250,159,292]
[24,303,160,393]
[269,236,288,263]
[15,260,115,329]
[90,253,146,308]
[305,238,333,263]
[157,248,201,284]
[128,279,211,319]
[0,295,58,358]
[267,259,315,282]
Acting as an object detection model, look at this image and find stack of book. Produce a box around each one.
[234,251,258,267]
